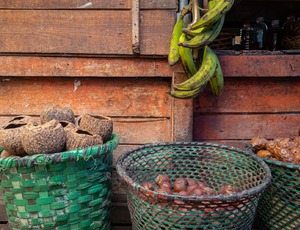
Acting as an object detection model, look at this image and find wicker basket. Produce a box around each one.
[0,133,119,230]
[116,142,272,230]
[246,146,300,230]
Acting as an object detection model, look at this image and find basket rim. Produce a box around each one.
[116,141,272,202]
[0,133,119,168]
[245,144,300,170]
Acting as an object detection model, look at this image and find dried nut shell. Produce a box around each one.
[173,178,188,193]
[249,137,268,151]
[257,150,273,159]
[40,106,75,124]
[77,114,113,143]
[8,115,38,126]
[21,120,66,155]
[0,150,14,158]
[0,123,28,156]
[155,174,170,186]
[66,128,103,151]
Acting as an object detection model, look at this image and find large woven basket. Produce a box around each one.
[0,133,119,230]
[246,146,300,230]
[116,142,272,230]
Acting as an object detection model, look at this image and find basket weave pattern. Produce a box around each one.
[117,142,271,230]
[250,156,300,229]
[0,133,119,230]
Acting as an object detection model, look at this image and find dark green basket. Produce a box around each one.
[116,142,272,230]
[246,146,300,230]
[0,133,119,230]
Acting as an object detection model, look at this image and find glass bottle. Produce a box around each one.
[268,20,282,51]
[240,21,253,50]
[252,17,268,50]
[282,15,296,37]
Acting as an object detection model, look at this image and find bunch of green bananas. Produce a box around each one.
[168,0,234,99]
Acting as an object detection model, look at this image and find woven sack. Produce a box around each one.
[117,142,272,230]
[0,133,119,230]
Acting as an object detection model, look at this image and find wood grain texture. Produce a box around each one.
[218,55,300,77]
[0,77,171,117]
[194,77,300,113]
[0,10,175,55]
[0,0,177,9]
[0,56,182,77]
[172,72,193,141]
[194,114,300,140]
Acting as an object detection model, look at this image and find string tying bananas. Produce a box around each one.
[167,0,234,99]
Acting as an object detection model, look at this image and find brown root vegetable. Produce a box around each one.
[293,136,300,146]
[173,178,188,193]
[188,187,206,196]
[274,148,298,164]
[177,190,189,196]
[218,185,239,195]
[186,178,199,187]
[197,181,209,189]
[160,181,172,190]
[155,174,170,186]
[257,150,273,159]
[249,136,268,151]
[186,184,199,193]
[202,186,215,195]
[141,181,155,191]
[265,140,278,154]
[276,137,295,149]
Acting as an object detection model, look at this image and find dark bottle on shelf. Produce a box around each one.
[240,21,253,50]
[252,17,268,50]
[268,19,282,51]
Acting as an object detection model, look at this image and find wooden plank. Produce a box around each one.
[132,0,140,54]
[219,55,300,77]
[0,0,177,9]
[0,77,171,117]
[193,114,300,140]
[194,77,300,113]
[0,57,182,77]
[0,10,175,55]
[172,72,193,141]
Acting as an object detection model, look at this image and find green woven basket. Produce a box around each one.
[116,142,272,230]
[0,133,119,230]
[246,146,300,230]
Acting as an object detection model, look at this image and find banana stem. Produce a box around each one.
[188,0,200,28]
[203,0,209,11]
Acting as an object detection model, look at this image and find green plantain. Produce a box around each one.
[178,33,198,78]
[179,16,225,48]
[168,16,184,66]
[168,87,203,99]
[209,53,224,96]
[189,0,234,30]
[173,46,217,91]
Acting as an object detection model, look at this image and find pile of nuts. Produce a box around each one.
[249,136,300,164]
[140,174,239,199]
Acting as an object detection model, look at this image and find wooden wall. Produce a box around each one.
[0,0,299,229]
